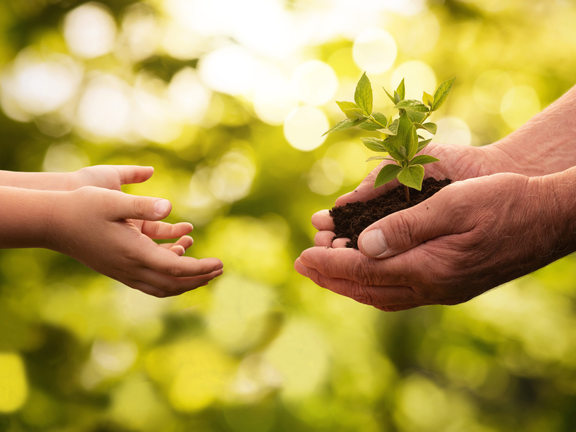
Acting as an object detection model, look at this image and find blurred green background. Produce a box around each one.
[2,0,576,431]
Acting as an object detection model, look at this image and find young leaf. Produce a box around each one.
[361,137,387,152]
[407,110,427,124]
[358,120,382,131]
[395,100,429,112]
[323,118,366,136]
[335,101,365,119]
[381,140,404,162]
[423,91,434,107]
[432,77,456,112]
[417,138,433,153]
[388,119,399,135]
[366,156,395,162]
[377,127,397,136]
[397,165,425,191]
[396,78,405,100]
[411,155,440,166]
[355,72,373,115]
[413,122,438,134]
[383,87,396,104]
[394,91,401,103]
[374,164,403,188]
[372,112,388,127]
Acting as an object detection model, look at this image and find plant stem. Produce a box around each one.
[404,185,410,202]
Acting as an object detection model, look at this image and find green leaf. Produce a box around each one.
[374,164,402,188]
[366,156,395,162]
[385,112,413,162]
[381,140,404,161]
[396,78,405,100]
[395,99,429,112]
[377,128,397,136]
[354,72,373,115]
[407,110,427,124]
[413,122,438,134]
[358,120,381,131]
[432,77,456,111]
[394,91,401,103]
[322,118,366,136]
[411,155,439,166]
[335,101,365,119]
[361,137,387,152]
[417,138,433,153]
[372,112,387,127]
[398,146,407,158]
[383,87,396,104]
[397,165,425,191]
[407,125,418,159]
[423,91,434,107]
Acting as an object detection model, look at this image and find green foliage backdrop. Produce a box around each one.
[1,0,576,431]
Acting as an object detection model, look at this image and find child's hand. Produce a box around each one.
[69,165,155,192]
[49,186,223,298]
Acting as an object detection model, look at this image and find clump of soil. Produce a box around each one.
[331,178,452,249]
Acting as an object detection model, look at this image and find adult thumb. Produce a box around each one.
[111,192,172,221]
[357,192,462,259]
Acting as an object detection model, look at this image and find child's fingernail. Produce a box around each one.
[361,229,388,257]
[154,199,170,215]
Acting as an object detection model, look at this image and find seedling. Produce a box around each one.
[324,73,455,202]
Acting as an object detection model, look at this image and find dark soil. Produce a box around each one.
[331,178,452,249]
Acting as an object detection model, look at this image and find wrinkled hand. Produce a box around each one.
[295,173,567,311]
[311,143,510,248]
[50,186,223,297]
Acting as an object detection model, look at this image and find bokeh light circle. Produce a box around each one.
[292,60,338,106]
[391,60,437,100]
[353,29,397,75]
[500,85,540,130]
[64,3,117,59]
[283,106,328,152]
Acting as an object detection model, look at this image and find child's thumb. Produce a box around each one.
[112,194,172,221]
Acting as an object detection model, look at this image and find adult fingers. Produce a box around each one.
[311,210,334,231]
[112,165,155,185]
[297,249,410,286]
[141,221,193,239]
[297,263,419,307]
[314,231,334,247]
[332,238,349,248]
[335,163,401,206]
[357,183,470,259]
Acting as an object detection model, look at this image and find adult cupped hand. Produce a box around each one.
[312,143,512,248]
[295,172,568,311]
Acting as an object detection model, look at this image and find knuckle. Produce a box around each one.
[351,258,375,285]
[133,197,148,218]
[350,284,377,307]
[168,266,183,277]
[389,211,418,247]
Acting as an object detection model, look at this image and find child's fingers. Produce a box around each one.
[141,221,193,239]
[140,244,223,277]
[108,192,172,221]
[158,236,194,255]
[111,165,155,185]
[137,268,223,296]
[170,245,186,256]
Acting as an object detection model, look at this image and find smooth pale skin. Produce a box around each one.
[295,84,576,311]
[0,165,223,298]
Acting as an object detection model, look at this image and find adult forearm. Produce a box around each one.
[0,186,61,249]
[0,171,72,191]
[488,85,576,176]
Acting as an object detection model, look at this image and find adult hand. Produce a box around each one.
[49,186,223,298]
[311,142,512,248]
[296,173,571,311]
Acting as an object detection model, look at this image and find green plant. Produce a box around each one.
[324,72,455,202]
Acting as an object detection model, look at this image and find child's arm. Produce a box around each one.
[0,185,223,297]
[0,165,154,191]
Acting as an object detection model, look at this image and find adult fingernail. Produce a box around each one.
[361,229,388,257]
[294,261,309,277]
[154,199,170,215]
